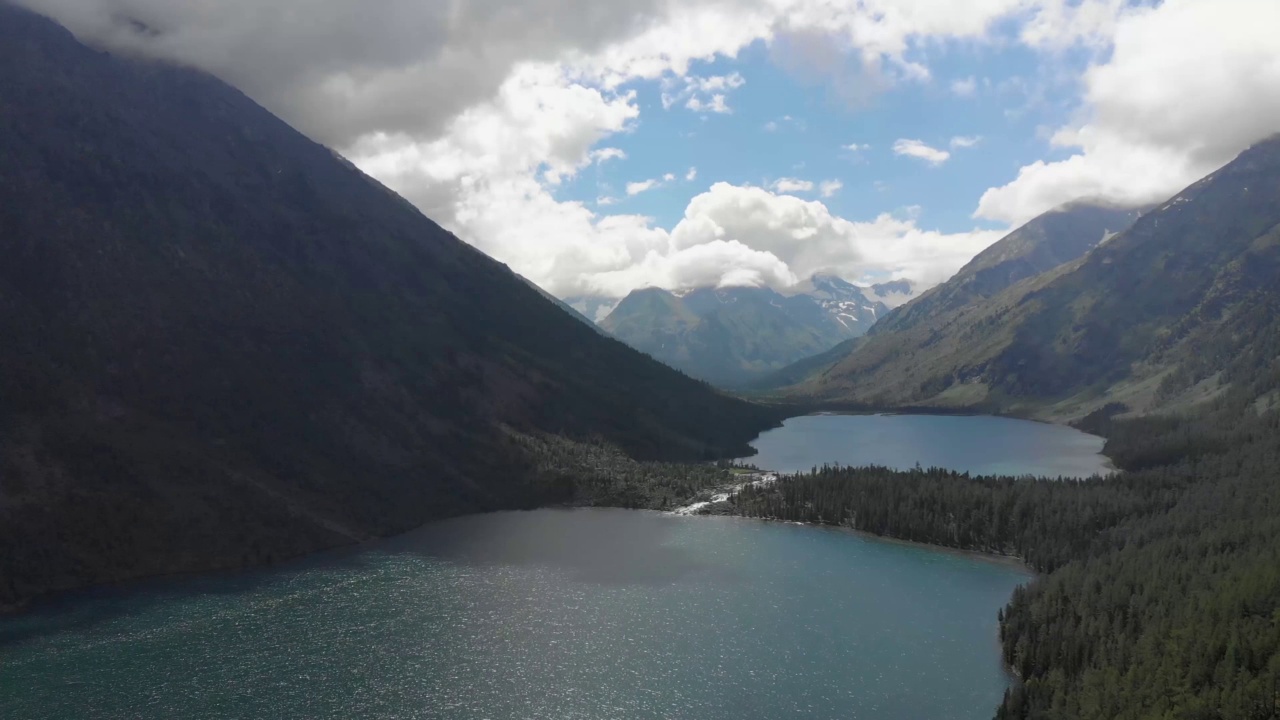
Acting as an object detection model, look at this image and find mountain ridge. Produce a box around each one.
[871,202,1142,336]
[599,277,888,387]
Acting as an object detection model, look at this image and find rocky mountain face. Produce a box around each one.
[0,3,779,610]
[766,136,1280,420]
[800,273,894,332]
[598,278,888,387]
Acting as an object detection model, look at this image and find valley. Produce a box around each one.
[2,2,1279,720]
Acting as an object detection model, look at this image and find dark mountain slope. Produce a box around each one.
[519,274,606,334]
[0,4,778,609]
[786,135,1280,418]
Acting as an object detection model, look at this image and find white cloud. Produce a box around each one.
[764,0,1032,96]
[625,172,678,195]
[402,173,1004,299]
[626,179,661,196]
[24,0,1038,147]
[897,204,923,220]
[18,0,670,149]
[691,72,746,92]
[977,0,1280,225]
[350,61,638,222]
[685,167,698,181]
[686,93,733,114]
[1020,0,1130,49]
[771,177,816,194]
[819,180,844,198]
[662,184,1004,292]
[565,183,1004,297]
[893,139,951,166]
[664,72,745,113]
[843,142,871,152]
[950,76,977,97]
[591,237,799,294]
[590,147,627,163]
[950,135,982,149]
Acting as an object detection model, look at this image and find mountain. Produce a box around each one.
[873,202,1142,335]
[772,136,1280,419]
[797,273,892,332]
[0,3,780,610]
[598,279,888,387]
[754,202,1140,393]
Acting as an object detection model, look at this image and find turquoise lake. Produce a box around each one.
[0,413,1104,719]
[0,509,1028,720]
[746,413,1112,477]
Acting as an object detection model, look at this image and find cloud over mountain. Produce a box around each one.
[977,0,1280,225]
[21,0,1278,300]
[572,183,1001,297]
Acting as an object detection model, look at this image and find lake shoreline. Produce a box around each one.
[0,498,1032,621]
[669,471,1036,572]
[807,408,1120,474]
[0,539,366,621]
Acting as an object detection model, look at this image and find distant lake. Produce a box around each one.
[746,413,1112,477]
[1,509,1028,720]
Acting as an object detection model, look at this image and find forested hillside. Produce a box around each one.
[0,4,780,611]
